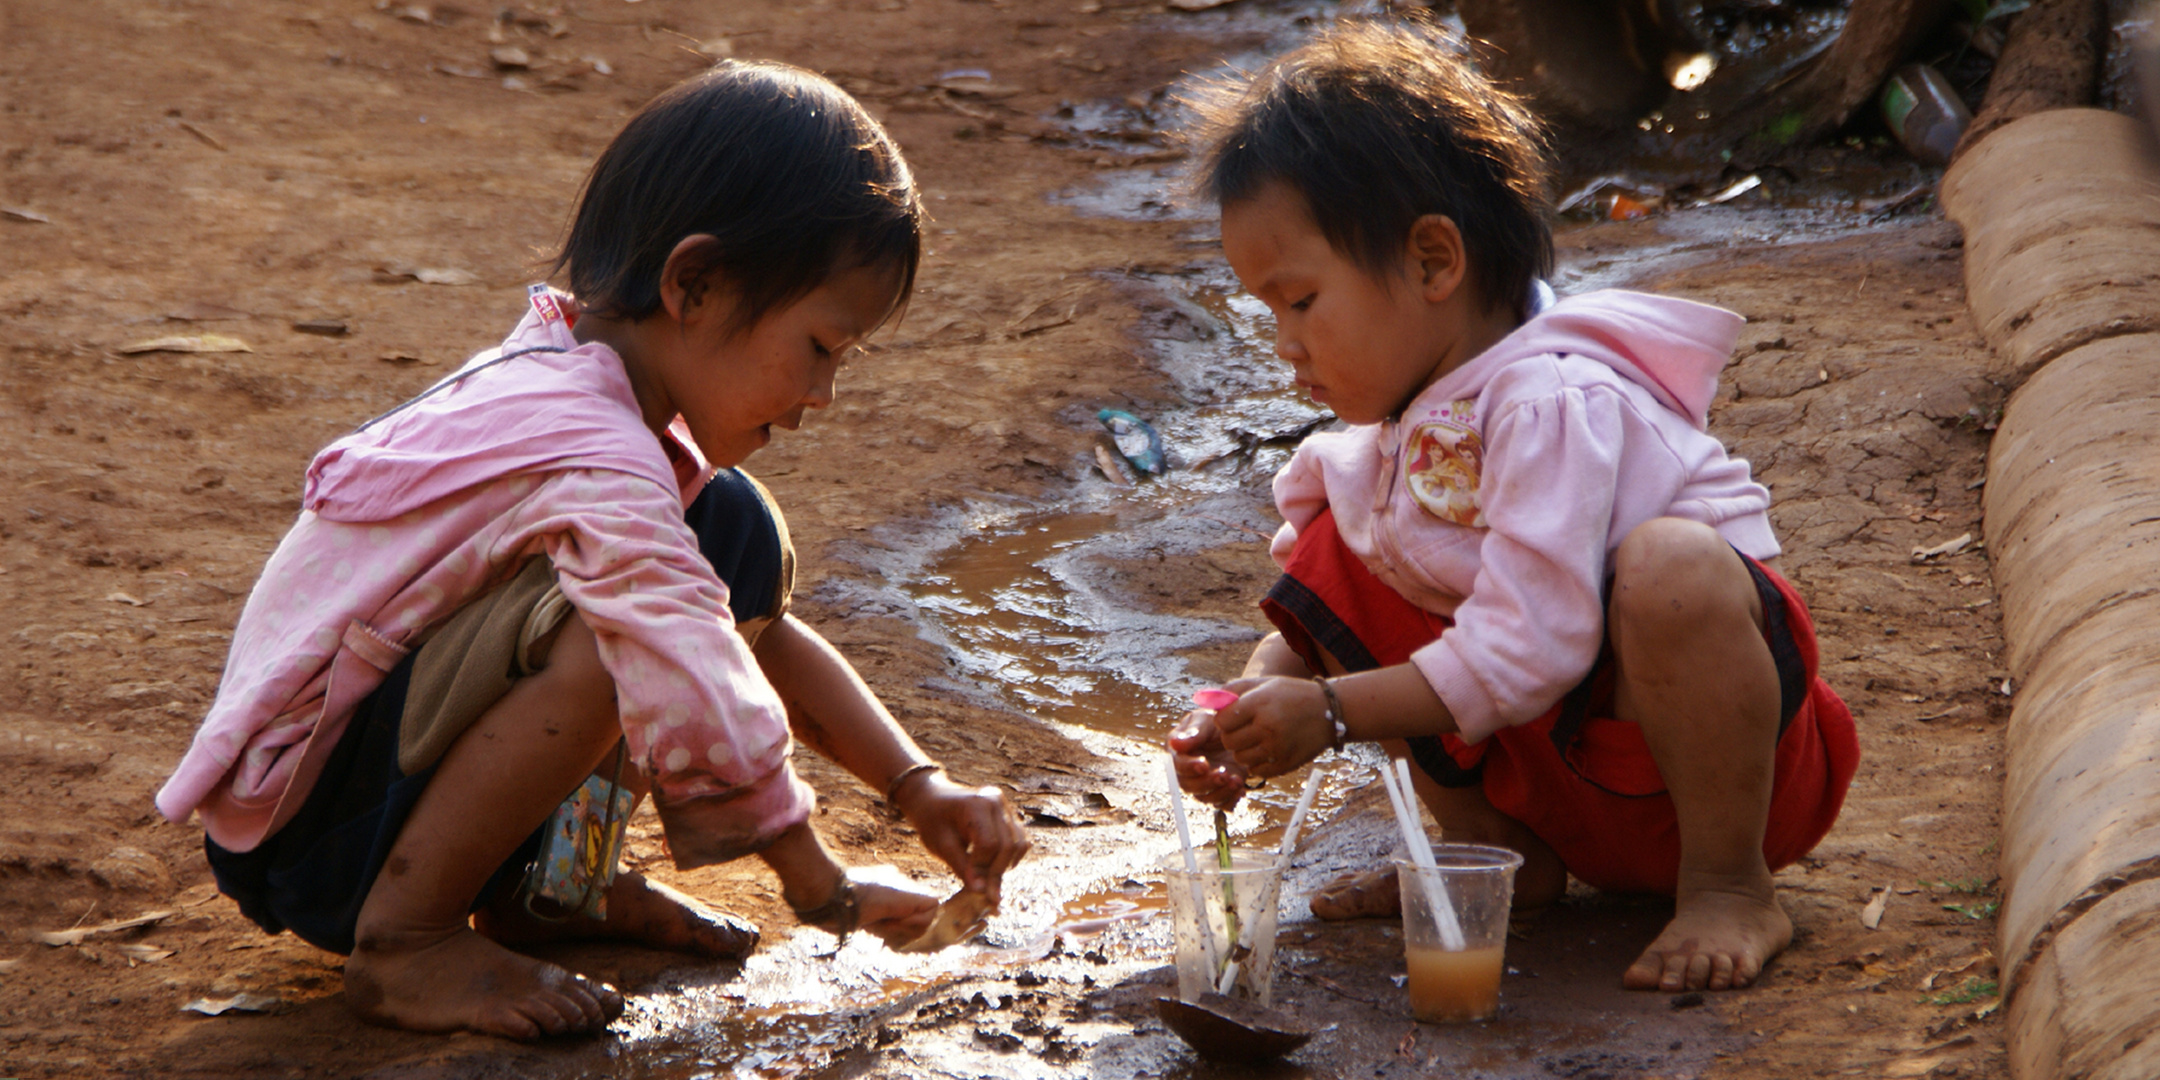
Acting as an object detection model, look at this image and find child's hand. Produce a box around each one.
[1168,710,1250,810]
[1211,676,1332,782]
[854,879,941,947]
[892,773,1030,904]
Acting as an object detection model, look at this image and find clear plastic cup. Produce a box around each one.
[1391,841,1523,1023]
[1159,848,1286,1006]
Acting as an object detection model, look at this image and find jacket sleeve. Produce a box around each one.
[515,469,814,868]
[1269,440,1334,569]
[1408,383,1680,742]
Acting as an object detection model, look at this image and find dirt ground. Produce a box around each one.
[0,0,2015,1077]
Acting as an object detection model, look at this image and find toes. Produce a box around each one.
[1685,951,1715,991]
[1621,956,1664,991]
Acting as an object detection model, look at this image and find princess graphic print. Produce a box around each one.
[1404,399,1486,528]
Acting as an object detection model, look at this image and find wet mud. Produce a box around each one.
[0,0,2013,1078]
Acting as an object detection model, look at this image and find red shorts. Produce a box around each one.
[1261,508,1859,896]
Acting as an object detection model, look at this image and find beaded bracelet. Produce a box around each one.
[1313,676,1348,752]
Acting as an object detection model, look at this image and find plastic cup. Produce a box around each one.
[1391,841,1523,1023]
[1159,848,1286,1006]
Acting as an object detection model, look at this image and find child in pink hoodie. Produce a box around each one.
[156,63,1026,1040]
[1169,21,1857,993]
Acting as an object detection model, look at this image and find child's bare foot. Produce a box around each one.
[1622,874,1792,992]
[1309,866,1402,920]
[344,925,623,1040]
[475,872,760,959]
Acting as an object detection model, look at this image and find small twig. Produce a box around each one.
[177,121,226,151]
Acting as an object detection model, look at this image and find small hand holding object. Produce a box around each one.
[1211,676,1335,782]
[1170,697,1250,810]
[851,879,942,948]
[889,765,1030,905]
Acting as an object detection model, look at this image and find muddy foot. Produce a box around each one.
[344,926,623,1040]
[1621,878,1792,992]
[476,871,760,960]
[1309,866,1402,920]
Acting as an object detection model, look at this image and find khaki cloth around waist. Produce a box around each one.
[396,471,795,775]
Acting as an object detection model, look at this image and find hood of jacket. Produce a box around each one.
[1432,288,1744,428]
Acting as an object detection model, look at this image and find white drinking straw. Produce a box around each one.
[1278,765,1325,860]
[1165,755,1224,977]
[1378,757,1466,950]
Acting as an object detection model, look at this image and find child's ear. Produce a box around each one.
[1406,214,1468,305]
[657,234,727,322]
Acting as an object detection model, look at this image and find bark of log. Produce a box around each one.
[1943,107,2160,1080]
[1952,0,2106,161]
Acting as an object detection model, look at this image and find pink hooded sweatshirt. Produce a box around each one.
[155,289,812,868]
[1271,289,1775,744]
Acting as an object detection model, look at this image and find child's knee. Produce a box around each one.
[524,613,620,732]
[1610,518,1759,635]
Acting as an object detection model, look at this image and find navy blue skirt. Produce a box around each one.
[204,468,791,955]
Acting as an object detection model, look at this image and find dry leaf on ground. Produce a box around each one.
[2,206,51,223]
[35,910,175,947]
[1910,533,1973,563]
[1861,886,1890,930]
[181,993,279,1016]
[116,334,252,355]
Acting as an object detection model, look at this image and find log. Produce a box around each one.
[1953,0,2106,160]
[1944,107,2160,1080]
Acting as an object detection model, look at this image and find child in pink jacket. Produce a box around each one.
[1170,20,1857,993]
[156,62,1026,1040]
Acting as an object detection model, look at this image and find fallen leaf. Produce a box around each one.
[164,301,249,322]
[434,62,489,78]
[1861,886,1889,930]
[182,992,280,1016]
[894,890,993,953]
[1885,1056,1946,1078]
[35,910,175,947]
[176,882,221,908]
[378,351,429,366]
[1920,953,1991,990]
[116,334,252,355]
[2,206,51,223]
[105,590,149,607]
[291,319,349,337]
[582,55,614,75]
[490,45,531,69]
[0,958,20,974]
[1911,533,1974,563]
[414,267,478,286]
[117,943,174,963]
[373,266,479,286]
[395,4,432,23]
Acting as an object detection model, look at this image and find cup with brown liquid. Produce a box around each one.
[1392,841,1523,1023]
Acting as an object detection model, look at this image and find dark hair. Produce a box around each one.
[1193,19,1552,315]
[553,61,922,332]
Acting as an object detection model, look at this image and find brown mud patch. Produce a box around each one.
[1,0,2008,1077]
